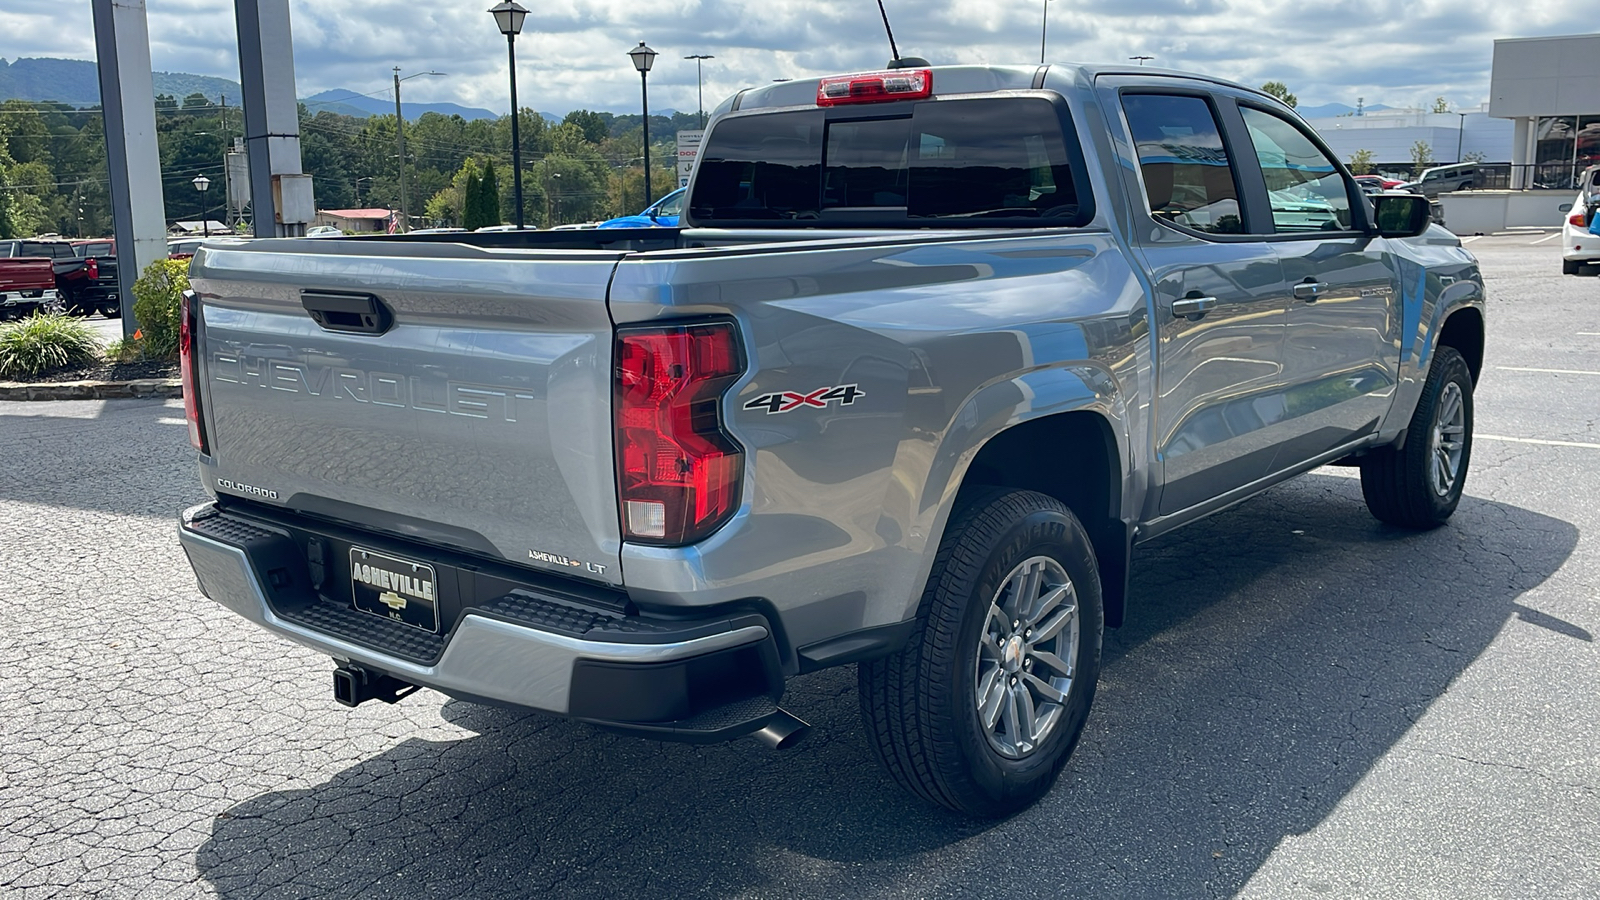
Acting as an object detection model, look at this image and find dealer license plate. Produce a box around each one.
[349,547,438,633]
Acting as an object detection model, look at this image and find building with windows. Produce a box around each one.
[311,208,393,233]
[1490,33,1600,190]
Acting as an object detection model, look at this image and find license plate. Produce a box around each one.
[349,547,438,633]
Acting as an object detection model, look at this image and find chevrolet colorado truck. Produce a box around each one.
[177,63,1484,817]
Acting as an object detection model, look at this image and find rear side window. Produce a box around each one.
[1121,94,1244,235]
[689,97,1085,226]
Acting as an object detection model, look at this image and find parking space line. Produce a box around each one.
[1479,434,1600,450]
[1578,332,1600,337]
[1496,366,1600,376]
[1461,236,1484,243]
[1531,234,1561,244]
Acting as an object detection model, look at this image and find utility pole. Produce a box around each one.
[393,67,408,233]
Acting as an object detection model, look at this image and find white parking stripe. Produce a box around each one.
[1579,332,1600,337]
[1496,366,1600,376]
[1461,236,1484,243]
[1531,233,1561,244]
[1479,434,1600,450]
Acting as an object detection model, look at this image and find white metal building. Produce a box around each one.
[1308,106,1513,174]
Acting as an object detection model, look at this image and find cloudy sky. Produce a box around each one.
[3,1,1595,116]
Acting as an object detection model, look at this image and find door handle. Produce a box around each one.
[1171,296,1218,319]
[1293,280,1330,302]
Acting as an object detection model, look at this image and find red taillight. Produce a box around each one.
[1571,213,1588,227]
[85,257,98,280]
[179,290,208,454]
[817,69,932,106]
[615,323,743,544]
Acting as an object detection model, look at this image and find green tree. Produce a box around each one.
[1410,140,1435,171]
[1260,81,1297,108]
[563,110,611,145]
[462,167,484,230]
[479,160,500,226]
[1431,96,1450,114]
[1348,149,1376,175]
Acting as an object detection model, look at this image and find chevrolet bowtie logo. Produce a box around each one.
[379,591,407,611]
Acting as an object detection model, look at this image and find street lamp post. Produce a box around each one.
[629,42,659,207]
[684,54,714,129]
[490,2,530,229]
[192,174,211,236]
[392,69,445,233]
[1457,111,1468,163]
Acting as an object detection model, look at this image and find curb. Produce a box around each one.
[0,379,182,401]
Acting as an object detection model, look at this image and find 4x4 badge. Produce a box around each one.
[743,384,865,415]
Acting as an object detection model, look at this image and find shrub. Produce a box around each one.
[130,257,191,359]
[0,313,103,379]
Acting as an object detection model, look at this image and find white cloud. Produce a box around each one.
[4,1,1597,115]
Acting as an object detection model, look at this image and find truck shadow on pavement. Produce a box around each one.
[195,475,1578,899]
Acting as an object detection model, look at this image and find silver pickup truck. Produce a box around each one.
[177,63,1484,817]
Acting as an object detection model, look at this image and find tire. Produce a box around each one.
[41,294,67,316]
[1566,260,1583,276]
[1359,345,1473,528]
[99,298,120,318]
[859,489,1103,817]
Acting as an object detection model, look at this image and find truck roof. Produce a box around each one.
[725,63,1266,115]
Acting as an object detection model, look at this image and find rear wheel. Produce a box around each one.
[1565,259,1582,276]
[41,294,67,316]
[859,489,1103,817]
[98,298,120,318]
[1359,345,1473,528]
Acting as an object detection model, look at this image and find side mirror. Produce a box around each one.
[1372,194,1432,238]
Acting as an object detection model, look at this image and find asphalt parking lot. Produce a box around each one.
[3,233,1597,899]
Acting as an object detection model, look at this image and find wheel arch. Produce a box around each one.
[1437,306,1484,384]
[956,409,1134,628]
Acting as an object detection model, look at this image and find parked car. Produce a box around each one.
[0,238,117,317]
[1354,175,1405,192]
[68,240,120,318]
[597,187,684,228]
[177,63,1483,817]
[305,225,342,238]
[1561,185,1600,275]
[0,243,59,320]
[1396,162,1478,199]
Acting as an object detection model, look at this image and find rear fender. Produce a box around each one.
[901,363,1137,624]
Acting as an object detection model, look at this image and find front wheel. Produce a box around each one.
[1359,345,1474,528]
[859,489,1103,817]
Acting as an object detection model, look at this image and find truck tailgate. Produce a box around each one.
[0,258,56,292]
[188,240,626,585]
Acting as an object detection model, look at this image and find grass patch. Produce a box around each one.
[0,313,104,380]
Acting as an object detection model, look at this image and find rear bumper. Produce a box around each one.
[178,502,785,740]
[0,288,58,306]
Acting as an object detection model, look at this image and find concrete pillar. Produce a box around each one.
[1511,117,1535,189]
[234,0,313,237]
[91,0,169,339]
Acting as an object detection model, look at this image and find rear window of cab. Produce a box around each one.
[687,96,1092,228]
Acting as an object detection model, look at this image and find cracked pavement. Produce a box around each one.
[2,235,1599,898]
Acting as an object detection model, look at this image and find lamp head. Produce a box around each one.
[628,41,658,74]
[489,1,528,36]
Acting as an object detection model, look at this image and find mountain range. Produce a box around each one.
[0,56,509,122]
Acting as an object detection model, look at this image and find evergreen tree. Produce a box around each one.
[479,161,501,227]
[463,169,484,231]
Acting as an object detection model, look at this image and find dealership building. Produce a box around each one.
[1489,33,1600,189]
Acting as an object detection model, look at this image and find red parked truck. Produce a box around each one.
[0,244,59,320]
